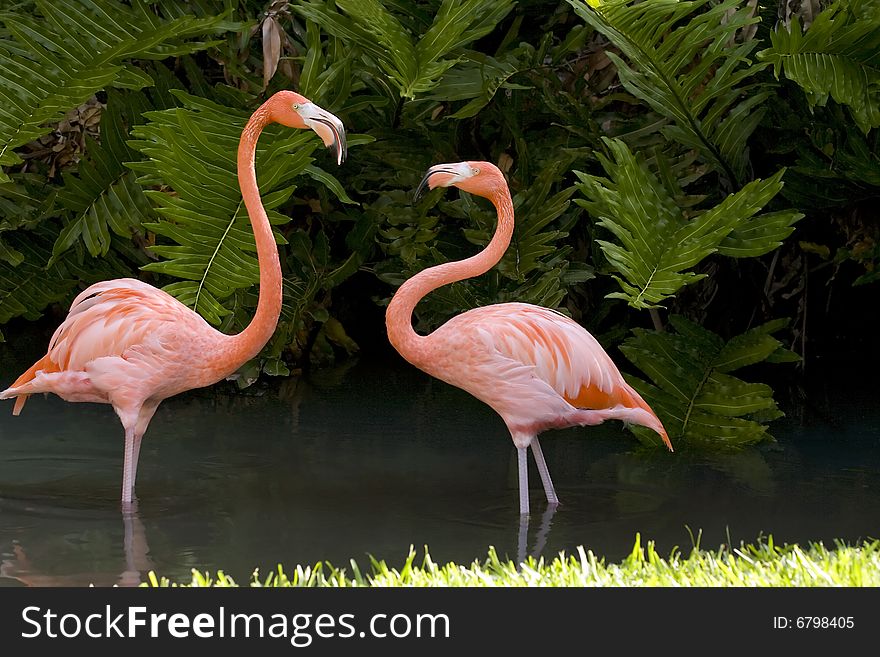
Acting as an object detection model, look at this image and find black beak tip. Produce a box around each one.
[333,133,347,166]
[336,133,347,166]
[414,170,435,202]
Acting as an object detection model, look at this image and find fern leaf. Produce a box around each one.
[0,225,128,325]
[758,1,880,133]
[49,90,157,264]
[294,0,514,99]
[620,315,794,446]
[716,209,803,257]
[0,0,234,182]
[413,0,516,96]
[569,0,769,187]
[574,138,797,309]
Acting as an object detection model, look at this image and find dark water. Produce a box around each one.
[1,334,878,586]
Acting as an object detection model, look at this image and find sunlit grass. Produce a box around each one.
[146,535,880,587]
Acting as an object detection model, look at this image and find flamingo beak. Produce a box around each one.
[414,165,459,201]
[298,103,347,165]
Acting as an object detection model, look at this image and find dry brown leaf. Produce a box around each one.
[262,17,283,90]
[497,152,514,174]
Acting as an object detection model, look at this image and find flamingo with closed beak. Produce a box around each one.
[386,161,672,516]
[1,91,346,507]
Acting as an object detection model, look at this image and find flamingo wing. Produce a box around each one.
[450,303,627,403]
[45,279,194,370]
[3,279,205,413]
[439,303,670,447]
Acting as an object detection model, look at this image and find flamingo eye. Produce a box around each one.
[471,167,480,175]
[292,103,300,110]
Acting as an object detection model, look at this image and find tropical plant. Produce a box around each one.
[620,315,798,446]
[758,0,880,134]
[0,225,130,341]
[569,0,770,188]
[293,0,517,100]
[0,1,239,335]
[129,87,369,374]
[574,138,802,309]
[0,0,236,183]
[0,0,870,430]
[48,90,158,266]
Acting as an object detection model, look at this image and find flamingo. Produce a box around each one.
[386,161,672,516]
[0,91,346,507]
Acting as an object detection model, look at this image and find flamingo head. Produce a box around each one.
[268,91,347,165]
[415,161,505,200]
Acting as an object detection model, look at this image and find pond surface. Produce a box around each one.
[0,334,878,586]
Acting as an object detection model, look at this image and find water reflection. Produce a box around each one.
[518,505,557,564]
[1,341,879,586]
[0,502,151,587]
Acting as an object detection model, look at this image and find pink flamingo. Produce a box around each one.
[387,161,672,515]
[1,91,346,506]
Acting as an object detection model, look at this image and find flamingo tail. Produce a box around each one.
[1,354,59,416]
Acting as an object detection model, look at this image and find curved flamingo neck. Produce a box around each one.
[225,103,282,367]
[386,184,514,366]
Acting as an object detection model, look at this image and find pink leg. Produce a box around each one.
[129,401,159,490]
[119,400,159,508]
[517,446,529,516]
[121,426,142,508]
[530,438,558,506]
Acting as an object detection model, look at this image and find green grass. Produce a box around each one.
[147,535,880,587]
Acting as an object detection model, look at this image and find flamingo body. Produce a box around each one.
[1,91,346,505]
[5,279,232,414]
[418,302,668,448]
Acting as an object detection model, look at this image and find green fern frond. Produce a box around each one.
[294,0,515,99]
[426,49,532,119]
[574,138,800,309]
[129,91,322,325]
[620,315,797,446]
[758,0,880,133]
[569,0,769,187]
[48,90,158,265]
[0,0,236,183]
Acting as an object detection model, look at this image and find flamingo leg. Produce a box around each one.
[130,401,159,489]
[119,399,160,508]
[517,446,529,516]
[121,425,142,509]
[530,438,558,507]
